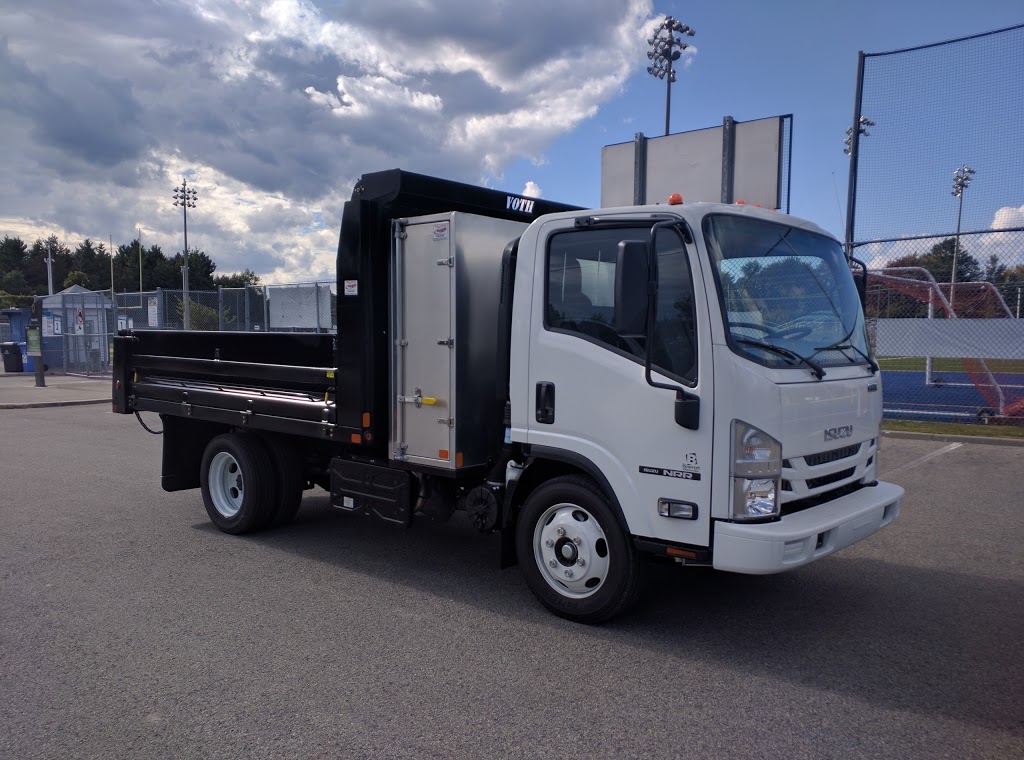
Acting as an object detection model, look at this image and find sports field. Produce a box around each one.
[879,361,1024,423]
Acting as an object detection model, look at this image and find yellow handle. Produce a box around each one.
[421,397,437,406]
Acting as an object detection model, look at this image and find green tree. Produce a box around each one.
[70,239,111,290]
[918,237,981,285]
[26,237,73,294]
[1,270,29,295]
[177,298,221,330]
[0,235,28,274]
[997,263,1024,315]
[983,254,1007,283]
[214,268,261,288]
[177,247,217,291]
[64,270,90,288]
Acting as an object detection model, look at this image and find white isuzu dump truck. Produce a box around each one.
[113,169,902,622]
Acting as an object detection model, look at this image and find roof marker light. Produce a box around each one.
[736,199,746,205]
[668,193,683,205]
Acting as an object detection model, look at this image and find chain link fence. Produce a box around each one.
[24,281,336,377]
[848,24,1024,424]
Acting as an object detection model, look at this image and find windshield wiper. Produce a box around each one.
[815,341,879,374]
[736,338,826,380]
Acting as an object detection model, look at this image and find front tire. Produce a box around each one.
[200,433,276,534]
[516,475,642,623]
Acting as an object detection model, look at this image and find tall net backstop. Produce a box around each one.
[847,24,1024,424]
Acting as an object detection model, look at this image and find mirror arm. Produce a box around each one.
[643,220,699,430]
[850,255,868,308]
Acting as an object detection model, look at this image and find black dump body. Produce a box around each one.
[113,169,579,458]
[335,169,579,456]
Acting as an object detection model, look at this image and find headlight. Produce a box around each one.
[731,421,782,520]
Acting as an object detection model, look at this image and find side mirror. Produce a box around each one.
[614,240,649,336]
[675,390,700,430]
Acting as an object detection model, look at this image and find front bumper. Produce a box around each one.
[712,481,903,574]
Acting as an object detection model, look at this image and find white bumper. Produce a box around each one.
[712,481,903,574]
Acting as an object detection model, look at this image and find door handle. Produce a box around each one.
[398,388,438,408]
[536,382,555,424]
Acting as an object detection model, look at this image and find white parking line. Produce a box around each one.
[887,442,964,476]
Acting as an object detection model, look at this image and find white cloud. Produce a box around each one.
[522,182,542,198]
[977,204,1024,270]
[0,0,660,283]
[991,204,1024,230]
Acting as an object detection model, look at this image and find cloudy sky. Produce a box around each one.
[1,0,1021,284]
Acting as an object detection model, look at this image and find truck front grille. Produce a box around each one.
[804,444,860,467]
[806,467,856,490]
[780,439,877,504]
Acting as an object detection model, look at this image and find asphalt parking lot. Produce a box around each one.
[1,404,1022,759]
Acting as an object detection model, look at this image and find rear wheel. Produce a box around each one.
[200,433,276,534]
[264,437,305,527]
[516,475,642,623]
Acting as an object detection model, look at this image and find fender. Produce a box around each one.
[498,444,633,569]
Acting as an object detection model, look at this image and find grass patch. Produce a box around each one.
[883,418,1024,438]
[878,356,1024,373]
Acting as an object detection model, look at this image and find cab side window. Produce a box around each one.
[545,226,698,385]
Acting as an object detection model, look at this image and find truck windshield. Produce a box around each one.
[703,214,871,372]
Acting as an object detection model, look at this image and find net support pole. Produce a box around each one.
[845,51,866,258]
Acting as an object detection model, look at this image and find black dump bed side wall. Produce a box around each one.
[126,329,333,366]
[335,169,580,458]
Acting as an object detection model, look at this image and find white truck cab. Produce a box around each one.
[508,201,901,599]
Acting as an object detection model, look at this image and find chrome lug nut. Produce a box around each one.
[564,569,574,578]
[572,536,582,545]
[556,527,566,536]
[549,560,557,568]
[545,539,554,548]
[577,558,586,567]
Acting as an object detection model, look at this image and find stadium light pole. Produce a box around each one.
[138,227,143,293]
[646,16,695,136]
[950,164,975,315]
[172,179,198,329]
[44,239,55,295]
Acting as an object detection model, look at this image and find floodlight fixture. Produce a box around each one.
[172,178,199,329]
[843,116,876,156]
[645,14,695,136]
[949,164,976,313]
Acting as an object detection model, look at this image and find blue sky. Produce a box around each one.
[501,0,1024,242]
[1,1,1021,282]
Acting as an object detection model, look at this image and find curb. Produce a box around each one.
[0,398,111,411]
[882,429,1024,447]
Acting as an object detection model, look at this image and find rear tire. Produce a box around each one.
[200,433,276,534]
[265,437,305,527]
[515,475,642,623]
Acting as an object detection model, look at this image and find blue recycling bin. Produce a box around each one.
[1,308,32,343]
[18,342,35,372]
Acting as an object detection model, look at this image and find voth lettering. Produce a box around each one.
[506,195,535,215]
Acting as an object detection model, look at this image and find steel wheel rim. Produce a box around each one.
[209,451,244,518]
[533,502,610,599]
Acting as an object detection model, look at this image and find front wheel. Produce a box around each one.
[516,476,642,623]
[200,433,276,534]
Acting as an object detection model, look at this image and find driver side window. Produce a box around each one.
[545,226,698,385]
